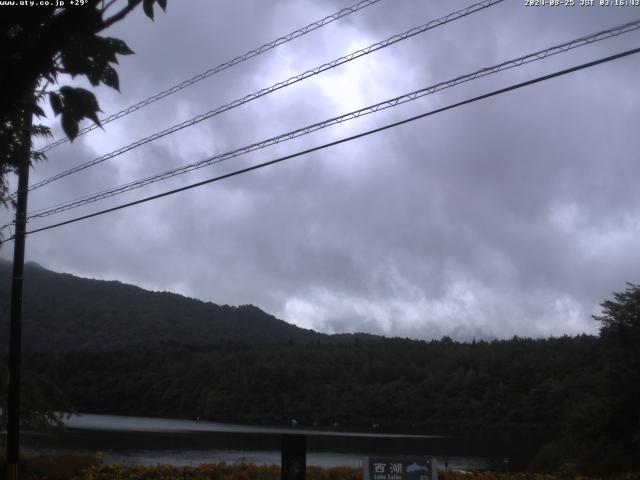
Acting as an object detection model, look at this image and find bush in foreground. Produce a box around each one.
[17,456,640,480]
[64,463,361,480]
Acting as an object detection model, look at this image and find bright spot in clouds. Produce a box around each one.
[4,0,640,340]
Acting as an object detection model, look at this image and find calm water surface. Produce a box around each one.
[23,413,540,469]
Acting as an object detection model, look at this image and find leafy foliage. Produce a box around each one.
[0,358,72,450]
[587,284,639,472]
[24,453,97,480]
[529,285,640,474]
[0,0,167,206]
[441,473,639,480]
[59,463,358,480]
[20,460,640,480]
[593,283,640,336]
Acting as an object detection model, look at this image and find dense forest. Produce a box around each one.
[11,327,640,474]
[22,336,600,428]
[0,261,638,473]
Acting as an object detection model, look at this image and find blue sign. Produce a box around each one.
[365,457,437,480]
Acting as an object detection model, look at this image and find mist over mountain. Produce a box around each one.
[0,259,374,352]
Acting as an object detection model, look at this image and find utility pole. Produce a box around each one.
[5,93,33,480]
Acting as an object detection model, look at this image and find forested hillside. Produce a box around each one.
[16,328,638,473]
[0,260,375,351]
[24,336,600,428]
[0,259,638,473]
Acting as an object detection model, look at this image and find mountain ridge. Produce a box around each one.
[0,259,378,351]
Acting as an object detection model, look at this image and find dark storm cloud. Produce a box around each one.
[3,0,640,339]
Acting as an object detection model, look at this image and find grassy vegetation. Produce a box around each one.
[15,454,360,480]
[8,455,640,480]
[24,453,97,479]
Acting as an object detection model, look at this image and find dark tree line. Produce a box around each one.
[1,270,638,473]
[533,284,640,473]
[12,332,625,473]
[22,336,601,428]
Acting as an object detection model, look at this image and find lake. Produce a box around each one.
[22,413,546,470]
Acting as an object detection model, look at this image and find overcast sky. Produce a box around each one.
[2,0,639,340]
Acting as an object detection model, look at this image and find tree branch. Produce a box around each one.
[101,0,142,31]
[100,0,119,14]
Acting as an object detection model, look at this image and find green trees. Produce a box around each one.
[595,283,640,336]
[0,0,169,456]
[21,337,598,428]
[9,321,636,473]
[591,283,640,472]
[0,359,71,449]
[533,284,640,474]
[0,0,168,205]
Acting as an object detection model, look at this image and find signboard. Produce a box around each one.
[364,457,437,480]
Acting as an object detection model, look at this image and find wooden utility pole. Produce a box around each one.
[5,94,33,480]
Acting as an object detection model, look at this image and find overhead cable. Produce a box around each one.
[25,18,640,220]
[26,0,504,194]
[37,0,386,153]
[6,45,638,242]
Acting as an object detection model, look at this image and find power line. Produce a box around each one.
[37,0,386,154]
[7,45,638,242]
[24,18,640,220]
[25,0,504,194]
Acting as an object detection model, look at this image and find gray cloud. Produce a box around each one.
[2,0,639,340]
